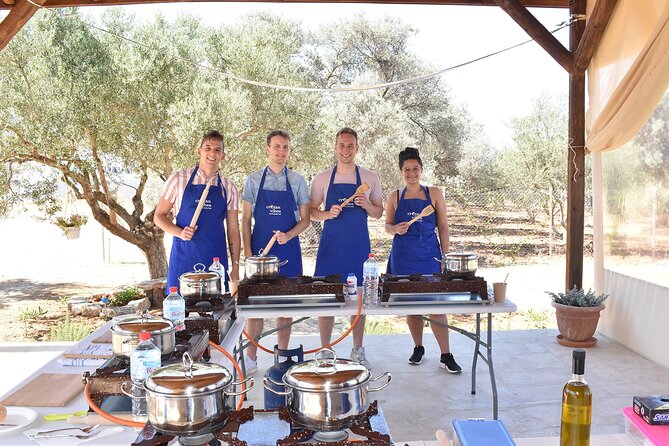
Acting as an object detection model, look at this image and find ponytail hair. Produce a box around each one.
[399,147,422,169]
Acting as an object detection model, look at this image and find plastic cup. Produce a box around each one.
[493,282,507,303]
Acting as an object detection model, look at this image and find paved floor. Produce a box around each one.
[2,328,667,443]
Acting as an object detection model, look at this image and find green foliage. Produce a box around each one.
[18,306,48,321]
[53,214,88,228]
[526,309,549,329]
[363,318,403,335]
[547,286,608,307]
[108,286,144,306]
[49,320,91,341]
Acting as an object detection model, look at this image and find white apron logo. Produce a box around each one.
[266,204,282,216]
[407,211,421,221]
[338,197,354,207]
[195,198,212,210]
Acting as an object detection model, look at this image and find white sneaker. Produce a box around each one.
[351,347,371,370]
[244,357,258,375]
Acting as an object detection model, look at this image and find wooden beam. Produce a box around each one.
[0,0,45,51]
[566,0,585,291]
[1,0,570,11]
[494,0,572,73]
[573,0,617,73]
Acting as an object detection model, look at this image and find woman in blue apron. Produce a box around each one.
[166,167,229,293]
[385,147,461,373]
[314,164,370,284]
[251,166,303,277]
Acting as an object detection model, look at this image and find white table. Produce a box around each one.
[236,295,517,420]
[0,318,245,445]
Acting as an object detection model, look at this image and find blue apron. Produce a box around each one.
[251,166,303,278]
[314,165,370,286]
[387,186,441,275]
[166,167,229,294]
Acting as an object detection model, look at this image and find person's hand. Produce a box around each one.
[394,222,409,235]
[275,230,291,245]
[328,204,342,219]
[229,264,240,281]
[180,225,197,241]
[354,195,370,211]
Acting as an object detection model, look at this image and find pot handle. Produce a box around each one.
[120,380,143,398]
[433,257,443,263]
[225,377,255,396]
[262,377,292,396]
[193,263,206,272]
[367,372,392,392]
[278,259,289,267]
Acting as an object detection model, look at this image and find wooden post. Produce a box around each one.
[566,0,586,291]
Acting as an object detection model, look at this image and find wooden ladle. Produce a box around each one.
[339,182,370,208]
[189,178,213,228]
[258,232,278,257]
[406,204,435,227]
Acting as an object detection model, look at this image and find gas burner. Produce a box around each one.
[237,277,345,306]
[177,433,218,445]
[379,273,423,282]
[297,275,342,285]
[312,430,348,442]
[380,274,489,302]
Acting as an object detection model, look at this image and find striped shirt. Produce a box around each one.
[160,166,239,216]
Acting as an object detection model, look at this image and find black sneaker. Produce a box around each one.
[440,353,462,374]
[408,345,425,365]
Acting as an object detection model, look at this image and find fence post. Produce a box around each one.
[549,184,553,259]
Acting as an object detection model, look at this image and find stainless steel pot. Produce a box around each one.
[123,353,253,436]
[244,255,288,281]
[110,313,176,358]
[263,348,391,432]
[435,250,478,275]
[179,263,221,300]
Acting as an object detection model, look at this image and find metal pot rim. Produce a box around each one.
[111,315,175,336]
[245,255,281,264]
[443,251,478,260]
[283,350,370,391]
[145,353,233,396]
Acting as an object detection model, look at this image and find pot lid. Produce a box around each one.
[283,349,370,391]
[145,352,233,396]
[179,262,219,282]
[111,312,175,335]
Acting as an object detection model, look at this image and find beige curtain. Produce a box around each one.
[585,0,669,152]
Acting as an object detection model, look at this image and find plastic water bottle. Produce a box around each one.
[362,254,379,308]
[209,257,227,292]
[130,331,161,419]
[346,273,358,299]
[163,286,185,331]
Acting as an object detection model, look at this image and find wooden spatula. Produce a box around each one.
[339,182,370,208]
[258,232,278,257]
[189,178,213,228]
[406,204,435,227]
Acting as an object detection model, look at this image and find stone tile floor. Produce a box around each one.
[2,327,667,444]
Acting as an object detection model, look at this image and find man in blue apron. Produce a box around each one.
[154,130,241,295]
[241,130,311,374]
[310,128,384,369]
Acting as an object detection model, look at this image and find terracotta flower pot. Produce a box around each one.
[551,301,605,347]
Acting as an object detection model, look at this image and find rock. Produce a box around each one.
[138,278,167,309]
[100,297,150,318]
[70,302,103,317]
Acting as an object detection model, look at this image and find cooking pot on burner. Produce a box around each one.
[179,263,222,301]
[434,249,478,276]
[244,255,288,281]
[123,352,253,436]
[263,348,391,432]
[110,312,176,358]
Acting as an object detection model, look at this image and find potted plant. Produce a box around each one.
[54,214,88,239]
[547,287,608,347]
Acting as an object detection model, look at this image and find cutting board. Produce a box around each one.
[1,373,83,407]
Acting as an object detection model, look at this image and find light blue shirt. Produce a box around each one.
[242,167,309,221]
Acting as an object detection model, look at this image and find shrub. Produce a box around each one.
[108,286,144,307]
[50,320,91,341]
[547,286,608,307]
[19,306,48,321]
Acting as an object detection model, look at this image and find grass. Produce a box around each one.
[49,319,91,341]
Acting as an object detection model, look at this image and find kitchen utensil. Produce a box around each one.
[263,348,391,432]
[435,249,478,276]
[122,352,253,436]
[406,204,435,227]
[110,313,176,358]
[0,423,17,427]
[1,374,82,407]
[44,410,88,421]
[189,177,212,228]
[179,262,222,300]
[35,424,100,436]
[339,182,370,208]
[244,255,288,281]
[67,413,133,426]
[258,232,278,257]
[0,407,38,436]
[29,432,99,440]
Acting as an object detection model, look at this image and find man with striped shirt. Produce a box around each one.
[154,130,241,293]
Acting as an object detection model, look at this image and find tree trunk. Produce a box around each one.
[139,235,169,279]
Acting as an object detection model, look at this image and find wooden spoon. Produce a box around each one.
[258,232,278,257]
[189,178,213,228]
[339,183,370,208]
[406,204,435,227]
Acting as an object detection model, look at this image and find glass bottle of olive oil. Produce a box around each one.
[560,349,592,446]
